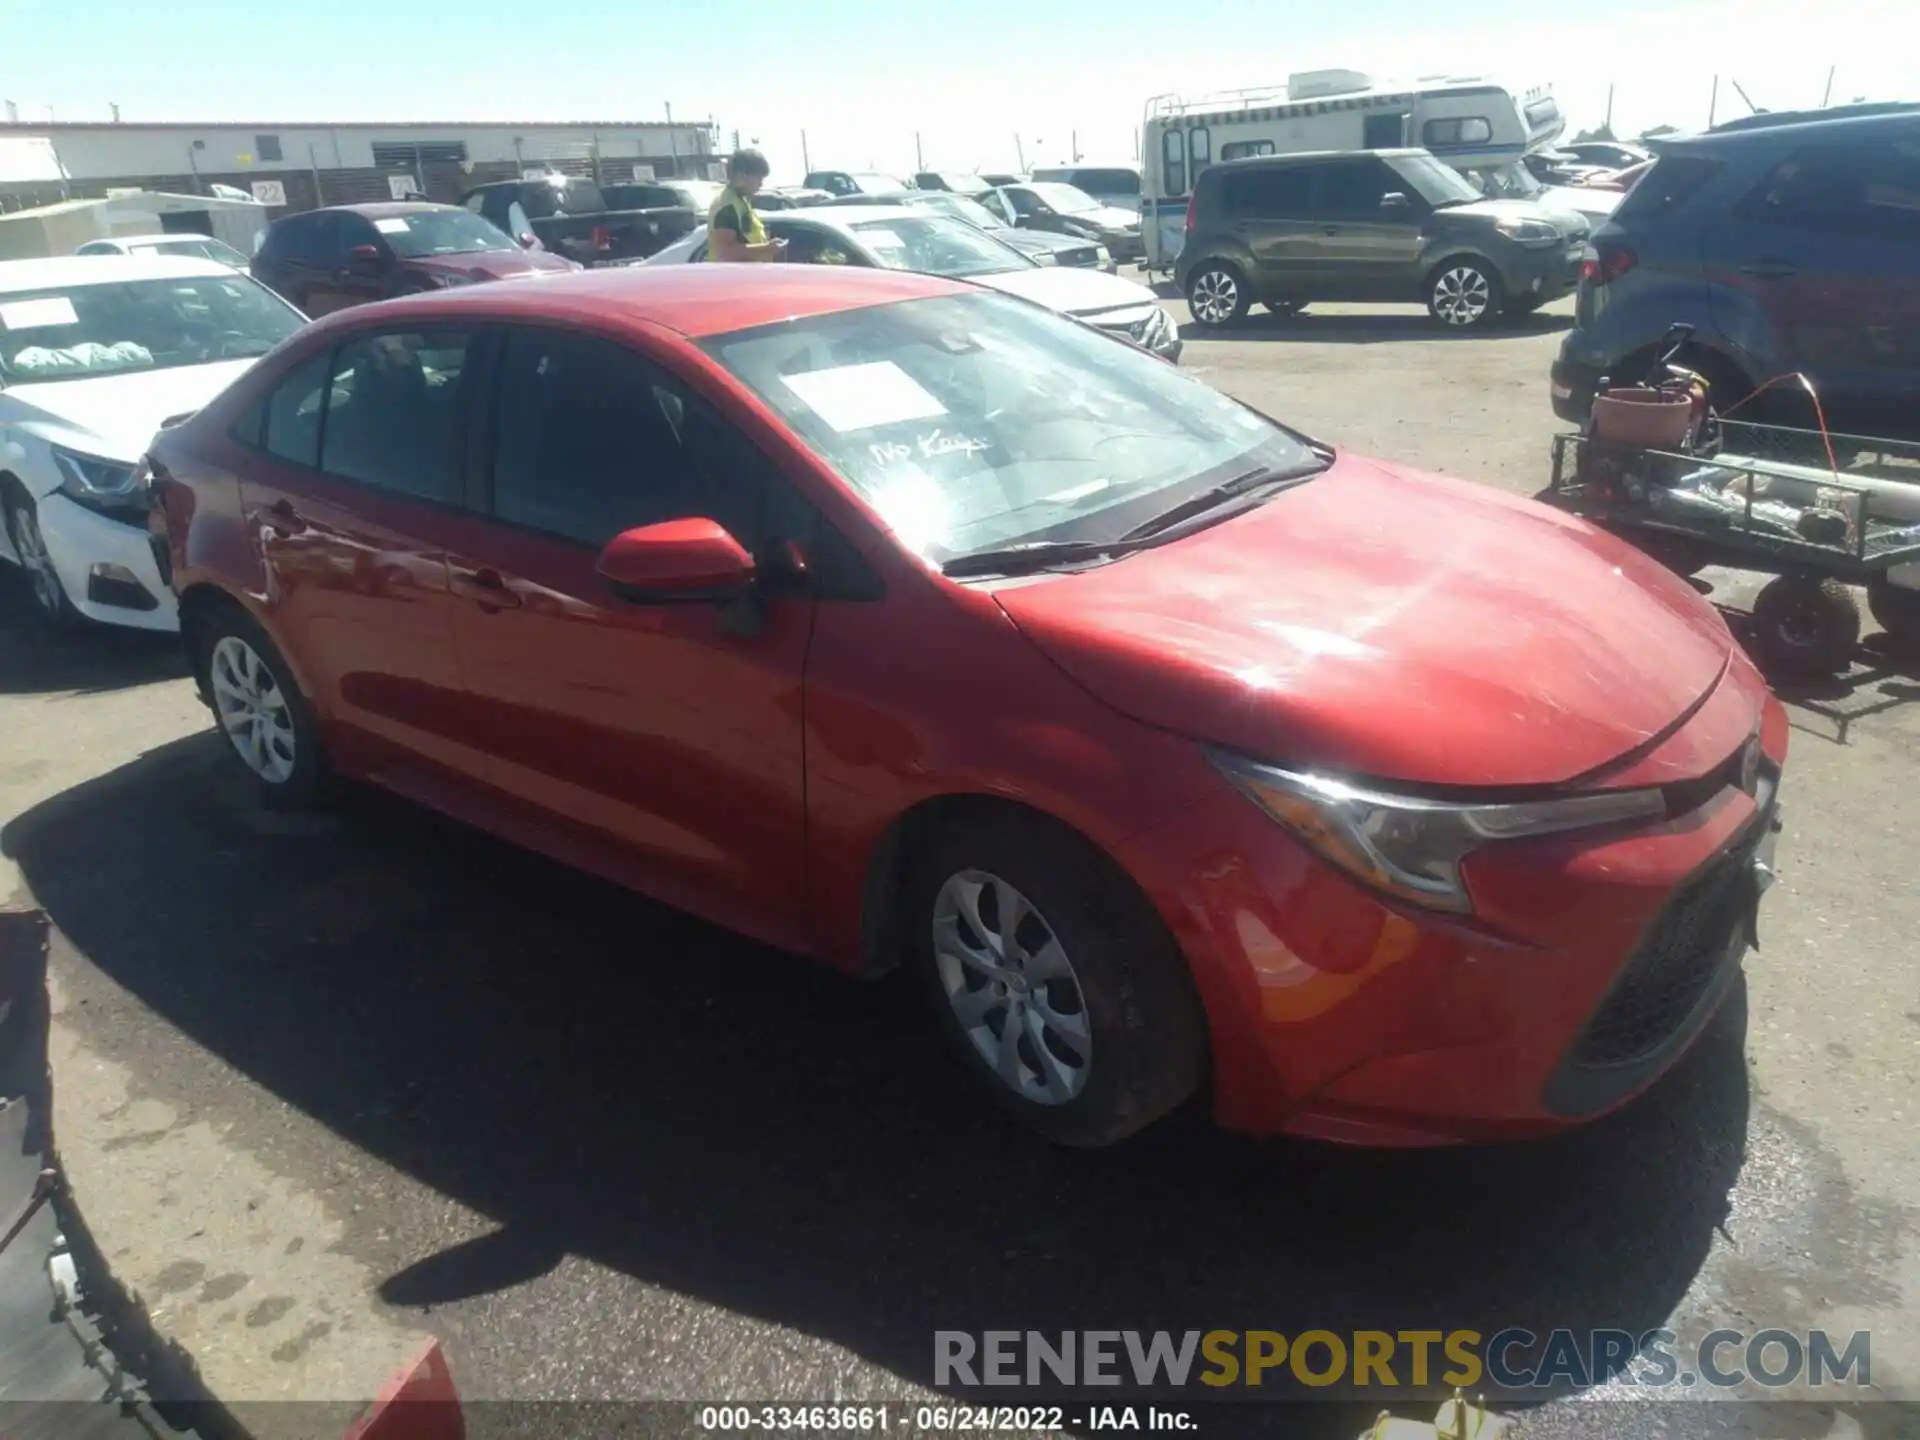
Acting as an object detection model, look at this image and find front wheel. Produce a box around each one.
[1427,259,1502,330]
[908,816,1206,1147]
[189,604,329,809]
[5,492,78,629]
[1751,576,1860,676]
[1184,262,1250,328]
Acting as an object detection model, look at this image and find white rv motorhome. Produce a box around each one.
[1141,70,1566,269]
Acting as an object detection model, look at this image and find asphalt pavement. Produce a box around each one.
[1,295,1915,1440]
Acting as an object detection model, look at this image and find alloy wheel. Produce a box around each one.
[9,503,65,618]
[1189,268,1239,325]
[931,869,1092,1106]
[1432,266,1492,326]
[209,635,298,784]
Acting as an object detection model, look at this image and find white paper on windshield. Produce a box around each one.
[781,361,945,434]
[373,217,411,234]
[859,228,905,250]
[0,297,79,330]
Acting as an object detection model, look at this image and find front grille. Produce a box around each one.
[1570,819,1764,1067]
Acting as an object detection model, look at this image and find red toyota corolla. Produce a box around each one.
[149,265,1786,1148]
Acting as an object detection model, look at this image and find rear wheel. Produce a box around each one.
[1427,259,1502,330]
[907,814,1206,1147]
[5,491,78,629]
[1750,576,1860,676]
[1185,261,1250,328]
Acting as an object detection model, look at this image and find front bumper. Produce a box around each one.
[32,491,178,632]
[1500,238,1585,308]
[1091,307,1182,363]
[1114,658,1787,1144]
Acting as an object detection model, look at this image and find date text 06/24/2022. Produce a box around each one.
[697,1404,1192,1432]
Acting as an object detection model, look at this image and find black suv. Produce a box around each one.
[1552,109,1920,434]
[1176,149,1588,331]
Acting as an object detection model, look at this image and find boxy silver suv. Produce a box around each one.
[1176,149,1589,330]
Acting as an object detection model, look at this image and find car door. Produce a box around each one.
[440,323,818,942]
[334,212,401,309]
[290,212,369,317]
[1308,157,1427,297]
[256,213,325,310]
[1003,187,1058,234]
[1219,166,1318,292]
[1711,132,1920,431]
[238,326,493,786]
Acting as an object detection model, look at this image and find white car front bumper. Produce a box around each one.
[32,491,178,633]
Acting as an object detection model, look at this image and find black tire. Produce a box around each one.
[1867,577,1920,648]
[185,599,329,810]
[1263,299,1306,318]
[905,812,1207,1147]
[4,490,80,630]
[1426,257,1503,330]
[1750,576,1861,676]
[1184,261,1251,329]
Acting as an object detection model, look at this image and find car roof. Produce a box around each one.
[773,204,926,232]
[1667,106,1920,151]
[0,253,237,293]
[292,262,964,340]
[315,201,464,218]
[1215,148,1427,170]
[86,233,220,246]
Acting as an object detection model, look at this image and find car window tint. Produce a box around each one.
[488,328,764,549]
[1317,161,1396,217]
[1616,155,1721,220]
[1738,138,1920,240]
[260,352,334,468]
[318,330,471,501]
[1223,166,1313,218]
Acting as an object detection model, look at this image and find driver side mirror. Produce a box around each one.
[597,518,756,603]
[1379,192,1412,215]
[348,243,387,276]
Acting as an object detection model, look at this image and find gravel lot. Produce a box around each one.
[2,293,1915,1439]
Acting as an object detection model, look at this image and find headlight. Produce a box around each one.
[1494,217,1562,247]
[1209,749,1664,914]
[51,447,147,518]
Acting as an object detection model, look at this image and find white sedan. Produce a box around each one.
[75,233,252,268]
[0,255,306,631]
[643,205,1181,362]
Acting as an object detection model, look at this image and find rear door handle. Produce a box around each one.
[1740,260,1798,279]
[450,567,522,611]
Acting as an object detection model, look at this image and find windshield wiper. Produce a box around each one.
[941,538,1149,579]
[1115,464,1313,543]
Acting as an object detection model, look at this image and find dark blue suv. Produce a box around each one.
[1552,108,1920,436]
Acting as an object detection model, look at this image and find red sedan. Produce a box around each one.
[150,266,1786,1147]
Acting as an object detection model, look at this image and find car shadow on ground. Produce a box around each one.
[3,734,1753,1421]
[0,573,186,697]
[1174,306,1575,347]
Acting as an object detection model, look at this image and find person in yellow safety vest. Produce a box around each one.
[706,149,788,262]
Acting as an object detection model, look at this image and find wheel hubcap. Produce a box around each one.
[1191,269,1237,324]
[209,636,297,783]
[10,506,63,617]
[932,870,1091,1106]
[1434,266,1491,326]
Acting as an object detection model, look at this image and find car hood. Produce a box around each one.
[1063,206,1141,231]
[0,359,258,461]
[404,250,575,282]
[997,229,1091,255]
[991,453,1736,788]
[1435,198,1586,236]
[1533,185,1621,220]
[971,265,1160,317]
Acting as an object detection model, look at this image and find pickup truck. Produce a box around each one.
[457,175,698,266]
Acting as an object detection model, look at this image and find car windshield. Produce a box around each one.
[374,210,516,257]
[0,273,303,387]
[1388,155,1485,207]
[848,217,1032,277]
[1028,182,1100,213]
[911,194,1008,230]
[137,238,250,265]
[702,291,1323,565]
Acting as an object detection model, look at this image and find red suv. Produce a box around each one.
[151,267,1786,1148]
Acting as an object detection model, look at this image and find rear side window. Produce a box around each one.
[319,330,472,502]
[1615,155,1722,221]
[1735,138,1920,240]
[1222,166,1313,218]
[260,352,333,468]
[1220,140,1276,162]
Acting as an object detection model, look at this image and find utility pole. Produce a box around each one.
[1822,66,1836,107]
[1604,85,1614,135]
[666,103,677,177]
[1014,133,1026,171]
[1071,129,1079,161]
[1730,78,1760,116]
[1708,74,1719,128]
[915,132,924,172]
[801,129,811,173]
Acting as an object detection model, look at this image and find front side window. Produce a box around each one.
[369,209,516,257]
[1220,140,1276,162]
[1738,139,1920,240]
[1162,129,1187,197]
[487,328,762,548]
[1385,154,1485,207]
[0,274,304,386]
[702,292,1324,565]
[1316,161,1397,217]
[848,217,1030,277]
[318,330,472,502]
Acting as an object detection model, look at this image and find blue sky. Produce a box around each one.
[3,0,1902,180]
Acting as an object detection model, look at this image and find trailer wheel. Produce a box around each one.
[1751,576,1860,676]
[1867,576,1920,649]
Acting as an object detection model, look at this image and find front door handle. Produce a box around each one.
[1740,260,1798,280]
[450,567,522,612]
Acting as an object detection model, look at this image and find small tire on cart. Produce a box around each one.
[1867,576,1920,649]
[1750,575,1861,676]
